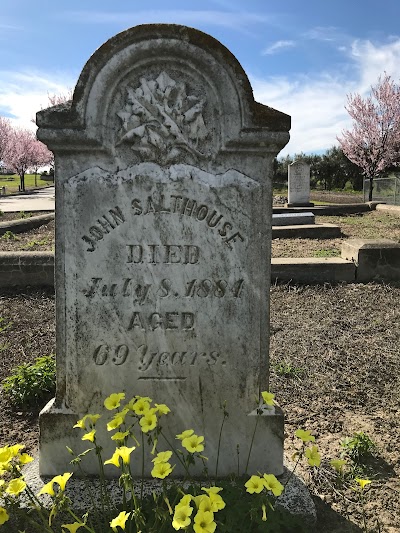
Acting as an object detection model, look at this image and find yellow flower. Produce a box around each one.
[111,430,130,441]
[139,410,157,433]
[245,475,265,494]
[0,447,12,464]
[356,478,371,490]
[261,503,267,521]
[330,459,347,473]
[6,477,26,496]
[117,446,136,465]
[179,494,192,506]
[110,510,130,531]
[9,444,24,457]
[19,453,34,465]
[182,434,204,453]
[82,430,96,442]
[38,480,55,496]
[74,414,101,430]
[62,522,84,533]
[261,391,275,406]
[208,492,226,511]
[107,414,125,431]
[53,473,73,491]
[104,393,126,410]
[151,461,173,479]
[201,486,223,495]
[0,507,9,525]
[198,496,213,512]
[152,451,173,464]
[263,474,284,497]
[155,403,171,415]
[193,509,216,533]
[295,429,315,443]
[132,398,151,416]
[305,446,321,467]
[104,450,121,468]
[176,429,194,441]
[73,417,86,429]
[172,503,193,530]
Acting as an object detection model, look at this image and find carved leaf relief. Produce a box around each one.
[116,72,208,163]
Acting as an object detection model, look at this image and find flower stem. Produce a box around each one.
[244,414,260,475]
[215,407,228,479]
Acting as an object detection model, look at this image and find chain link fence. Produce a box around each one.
[363,176,400,205]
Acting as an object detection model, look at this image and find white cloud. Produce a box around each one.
[252,37,400,157]
[262,40,295,55]
[0,69,76,131]
[303,26,341,42]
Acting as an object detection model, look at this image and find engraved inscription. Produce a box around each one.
[83,277,244,300]
[82,206,125,252]
[126,244,200,264]
[132,194,245,247]
[127,311,195,331]
[116,71,208,163]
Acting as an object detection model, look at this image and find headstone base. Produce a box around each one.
[40,398,285,478]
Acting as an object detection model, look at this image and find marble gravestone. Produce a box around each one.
[287,160,314,207]
[37,24,290,477]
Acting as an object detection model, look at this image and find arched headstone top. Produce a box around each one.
[37,24,290,165]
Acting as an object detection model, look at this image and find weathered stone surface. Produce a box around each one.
[287,160,314,207]
[272,211,315,226]
[341,238,400,282]
[37,24,290,478]
[271,257,356,283]
[0,251,54,287]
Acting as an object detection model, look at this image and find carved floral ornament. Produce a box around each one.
[116,71,209,164]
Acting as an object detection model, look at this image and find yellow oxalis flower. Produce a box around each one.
[172,503,193,530]
[62,522,84,533]
[182,434,204,453]
[176,429,194,441]
[202,486,223,495]
[305,446,321,467]
[208,492,226,511]
[263,474,284,497]
[104,450,121,468]
[132,398,151,416]
[261,391,275,406]
[179,494,192,506]
[19,453,34,465]
[117,446,136,465]
[107,414,125,431]
[6,477,26,496]
[111,430,130,441]
[295,429,315,443]
[0,447,12,464]
[198,496,213,512]
[74,414,101,430]
[356,478,371,490]
[193,509,216,533]
[38,480,55,496]
[9,444,24,457]
[152,451,173,464]
[139,410,157,433]
[104,393,126,411]
[155,403,171,415]
[110,510,130,531]
[330,459,347,472]
[53,472,73,491]
[245,475,265,494]
[151,461,173,479]
[0,507,9,525]
[82,430,96,442]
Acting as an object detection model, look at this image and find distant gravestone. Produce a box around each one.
[37,24,290,477]
[287,160,314,207]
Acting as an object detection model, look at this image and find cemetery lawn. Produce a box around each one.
[0,284,399,531]
[0,174,53,194]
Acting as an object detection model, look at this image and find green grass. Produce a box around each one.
[0,174,53,194]
[312,249,341,258]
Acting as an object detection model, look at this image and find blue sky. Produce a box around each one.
[1,0,400,156]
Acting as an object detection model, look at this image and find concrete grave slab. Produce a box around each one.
[37,24,290,478]
[341,238,400,282]
[272,211,315,226]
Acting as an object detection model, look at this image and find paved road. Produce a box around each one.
[0,187,55,212]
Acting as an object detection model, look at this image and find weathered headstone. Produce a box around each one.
[287,160,314,207]
[37,24,290,477]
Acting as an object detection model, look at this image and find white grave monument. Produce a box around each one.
[287,160,314,207]
[37,24,290,477]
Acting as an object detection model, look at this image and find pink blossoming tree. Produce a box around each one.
[337,74,400,201]
[0,116,12,171]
